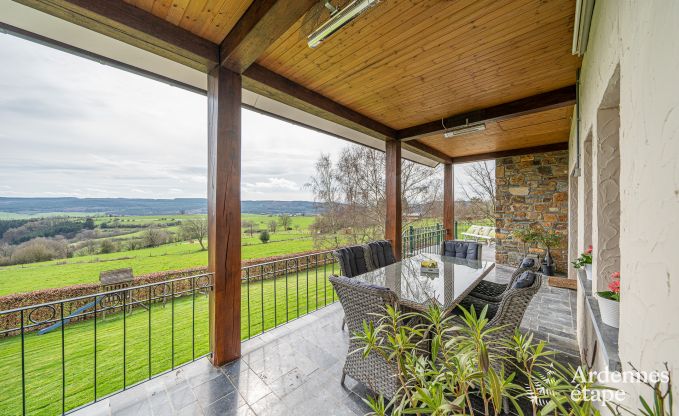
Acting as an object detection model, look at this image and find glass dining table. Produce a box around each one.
[352,253,496,313]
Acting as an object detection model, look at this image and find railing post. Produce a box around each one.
[454,221,459,239]
[436,223,442,245]
[409,225,414,256]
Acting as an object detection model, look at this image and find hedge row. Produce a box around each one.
[0,249,336,336]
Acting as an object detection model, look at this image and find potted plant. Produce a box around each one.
[511,225,537,267]
[596,271,620,328]
[572,245,593,280]
[535,227,563,276]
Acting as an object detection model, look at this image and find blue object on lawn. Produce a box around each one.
[38,296,104,335]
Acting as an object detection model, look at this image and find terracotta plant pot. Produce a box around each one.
[595,293,620,328]
[584,264,592,280]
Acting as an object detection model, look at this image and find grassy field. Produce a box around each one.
[0,216,491,296]
[0,265,337,415]
[0,213,491,415]
[0,237,321,296]
[0,213,320,295]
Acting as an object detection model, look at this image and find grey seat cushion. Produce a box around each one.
[368,240,396,268]
[335,245,369,277]
[442,240,481,260]
[520,257,536,269]
[513,271,536,289]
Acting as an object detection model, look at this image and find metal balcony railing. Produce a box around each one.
[402,223,447,258]
[241,250,337,341]
[0,225,453,415]
[0,273,213,415]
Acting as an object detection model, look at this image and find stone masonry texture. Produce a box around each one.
[495,150,569,273]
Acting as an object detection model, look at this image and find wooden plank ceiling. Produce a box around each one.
[122,0,254,43]
[419,106,573,159]
[119,0,580,161]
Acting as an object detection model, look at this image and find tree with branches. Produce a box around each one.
[179,218,208,250]
[306,145,442,249]
[457,161,496,222]
[278,214,292,230]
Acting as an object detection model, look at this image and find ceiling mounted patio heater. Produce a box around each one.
[443,119,487,138]
[306,0,380,48]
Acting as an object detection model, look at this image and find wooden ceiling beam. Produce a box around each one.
[13,0,219,71]
[402,141,452,164]
[451,142,569,164]
[397,86,576,141]
[219,0,316,73]
[243,64,397,140]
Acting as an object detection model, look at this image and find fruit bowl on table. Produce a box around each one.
[420,259,439,275]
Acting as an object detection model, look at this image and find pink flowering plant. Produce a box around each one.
[571,245,593,269]
[598,271,621,301]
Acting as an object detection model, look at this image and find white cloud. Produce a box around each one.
[0,33,480,203]
[0,34,347,201]
[243,178,300,194]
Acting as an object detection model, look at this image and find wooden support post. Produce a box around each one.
[385,140,402,260]
[443,163,454,240]
[207,65,241,366]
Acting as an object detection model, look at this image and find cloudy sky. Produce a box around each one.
[0,33,472,201]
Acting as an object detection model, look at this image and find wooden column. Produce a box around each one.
[443,163,455,240]
[385,140,402,260]
[207,65,241,366]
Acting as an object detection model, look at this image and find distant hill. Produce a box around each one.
[0,197,322,216]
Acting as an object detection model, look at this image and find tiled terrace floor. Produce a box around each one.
[74,255,579,416]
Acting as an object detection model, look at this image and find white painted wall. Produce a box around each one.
[571,0,679,411]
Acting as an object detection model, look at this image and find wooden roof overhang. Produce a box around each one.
[5,0,580,164]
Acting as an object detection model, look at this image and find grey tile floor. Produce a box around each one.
[72,250,579,416]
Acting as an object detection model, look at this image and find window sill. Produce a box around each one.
[578,270,622,371]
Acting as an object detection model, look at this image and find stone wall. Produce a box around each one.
[495,150,569,273]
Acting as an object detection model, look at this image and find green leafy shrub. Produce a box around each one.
[354,305,615,416]
[259,230,270,244]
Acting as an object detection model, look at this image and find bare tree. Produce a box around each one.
[179,218,208,250]
[306,146,442,249]
[457,161,496,222]
[268,220,277,233]
[242,220,256,237]
[278,214,292,230]
[143,228,169,248]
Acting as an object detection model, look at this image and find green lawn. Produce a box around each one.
[0,218,493,296]
[0,265,337,416]
[0,238,318,296]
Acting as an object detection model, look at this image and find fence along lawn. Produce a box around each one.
[0,265,336,415]
[0,236,318,296]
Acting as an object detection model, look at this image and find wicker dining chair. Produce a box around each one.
[456,270,542,340]
[467,257,536,302]
[329,275,402,400]
[485,271,542,341]
[332,244,376,330]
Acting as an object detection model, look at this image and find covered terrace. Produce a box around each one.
[1,0,583,414]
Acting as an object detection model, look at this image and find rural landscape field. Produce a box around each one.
[0,198,485,415]
[0,211,318,295]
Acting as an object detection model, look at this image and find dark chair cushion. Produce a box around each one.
[336,245,369,278]
[368,240,396,268]
[379,240,396,265]
[442,240,481,260]
[466,243,480,260]
[513,271,536,289]
[520,258,536,269]
[349,246,368,275]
